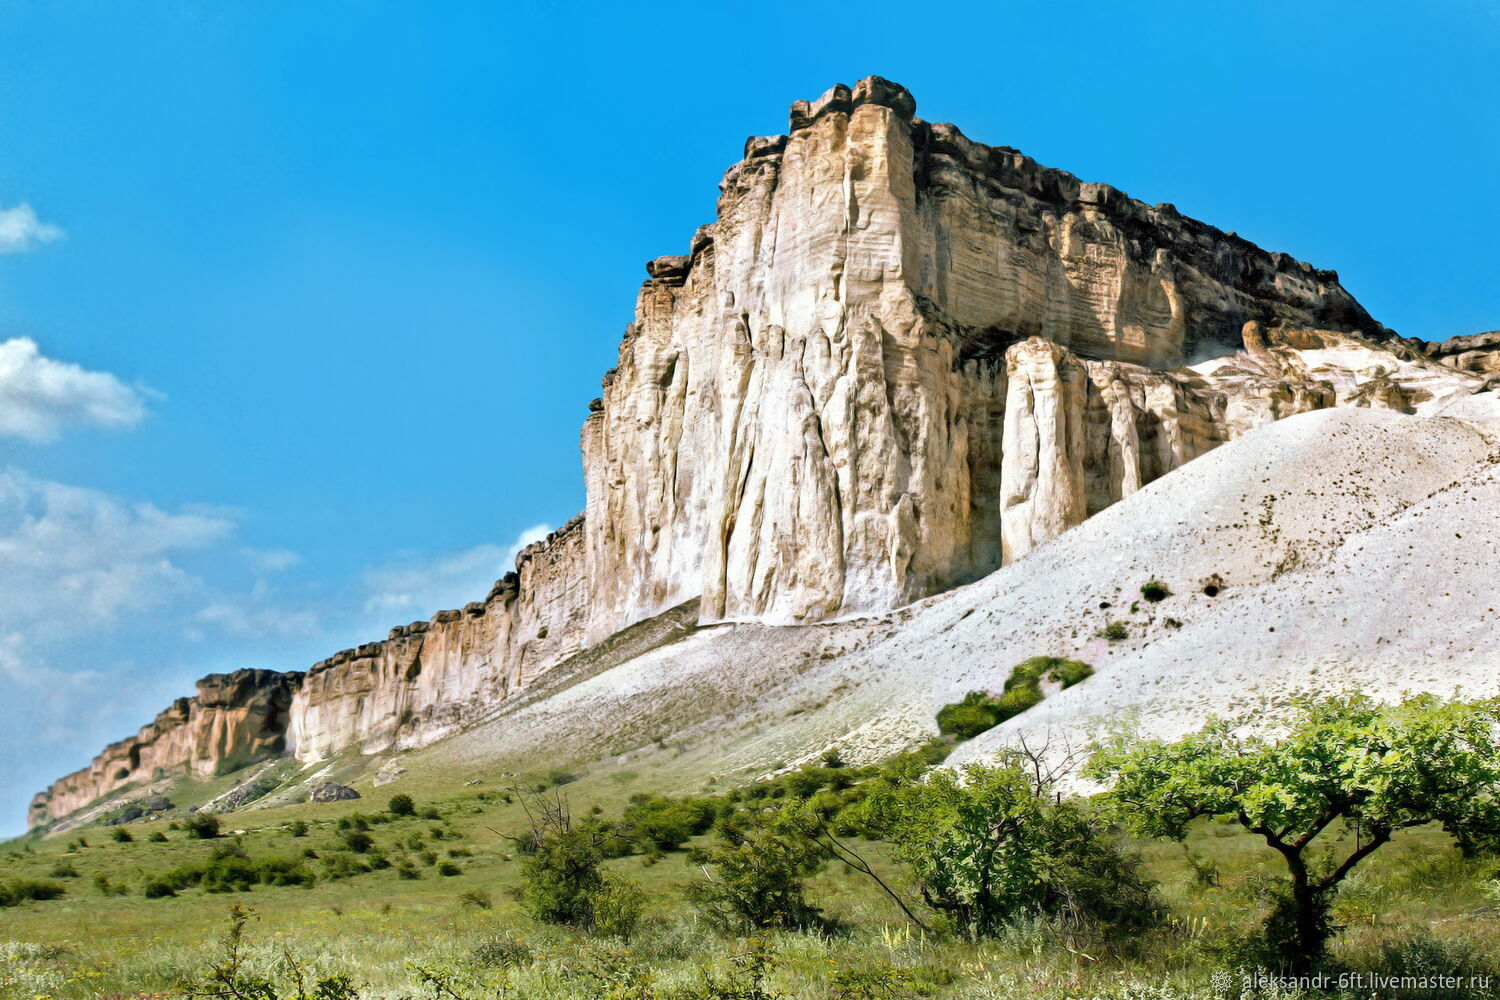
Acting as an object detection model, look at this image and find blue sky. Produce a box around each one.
[0,0,1495,834]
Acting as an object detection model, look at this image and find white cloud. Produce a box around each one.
[0,203,64,254]
[0,469,235,629]
[0,338,150,442]
[360,522,552,621]
[242,547,301,573]
[194,600,319,639]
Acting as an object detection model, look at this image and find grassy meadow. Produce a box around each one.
[4,749,1500,1000]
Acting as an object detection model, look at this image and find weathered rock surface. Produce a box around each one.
[308,782,360,803]
[1426,330,1500,376]
[289,516,591,763]
[28,76,1495,830]
[28,670,299,829]
[581,77,1389,636]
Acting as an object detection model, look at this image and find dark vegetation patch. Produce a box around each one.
[936,657,1094,740]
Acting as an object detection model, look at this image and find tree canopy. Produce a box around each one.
[1090,693,1500,969]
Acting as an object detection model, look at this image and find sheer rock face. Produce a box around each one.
[27,670,300,829]
[32,76,1487,830]
[582,76,1385,631]
[289,516,590,762]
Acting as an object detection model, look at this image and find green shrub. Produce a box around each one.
[320,853,371,880]
[143,878,177,899]
[521,826,606,926]
[388,793,415,817]
[685,808,827,933]
[589,874,645,938]
[996,684,1042,717]
[1047,658,1094,688]
[396,862,421,880]
[890,760,1158,939]
[147,831,169,843]
[341,830,375,854]
[937,659,1092,742]
[1099,620,1128,641]
[1003,657,1047,691]
[936,693,1003,740]
[253,856,316,888]
[1140,580,1171,602]
[621,794,717,854]
[184,814,221,839]
[0,878,65,906]
[288,820,309,838]
[436,861,461,877]
[48,861,79,878]
[111,826,134,843]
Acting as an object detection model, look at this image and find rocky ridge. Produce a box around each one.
[27,77,1496,830]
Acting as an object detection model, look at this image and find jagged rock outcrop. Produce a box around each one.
[1426,330,1500,375]
[28,670,299,829]
[29,76,1493,830]
[996,326,1485,561]
[290,515,591,762]
[309,782,360,803]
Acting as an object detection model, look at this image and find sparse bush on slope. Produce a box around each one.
[183,814,221,839]
[937,657,1094,740]
[0,879,65,907]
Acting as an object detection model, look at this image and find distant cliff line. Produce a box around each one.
[32,76,1498,830]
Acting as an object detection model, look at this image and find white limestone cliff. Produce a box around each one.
[29,77,1494,829]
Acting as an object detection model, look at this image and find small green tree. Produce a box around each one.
[686,807,827,932]
[184,814,221,839]
[889,758,1156,940]
[1090,693,1500,972]
[387,793,415,817]
[514,789,638,933]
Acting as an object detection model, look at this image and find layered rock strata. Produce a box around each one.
[31,76,1490,829]
[289,516,591,762]
[1426,330,1500,376]
[581,76,1388,636]
[29,670,299,828]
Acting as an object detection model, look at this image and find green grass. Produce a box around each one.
[4,753,1499,999]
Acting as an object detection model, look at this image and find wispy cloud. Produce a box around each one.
[0,468,234,629]
[0,338,151,442]
[0,203,64,254]
[360,522,551,621]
